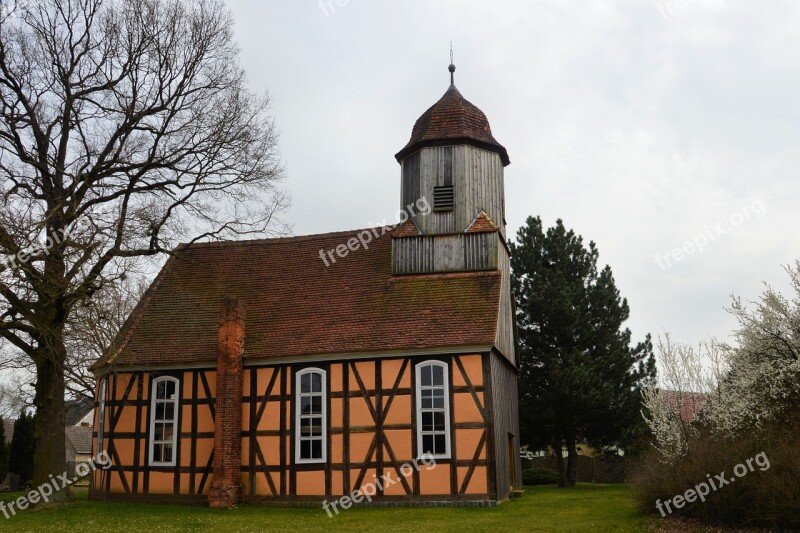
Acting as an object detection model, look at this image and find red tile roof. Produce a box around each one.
[465,211,500,234]
[395,85,510,166]
[390,218,422,237]
[660,390,709,422]
[94,228,503,370]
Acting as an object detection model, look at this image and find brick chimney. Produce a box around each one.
[209,298,245,508]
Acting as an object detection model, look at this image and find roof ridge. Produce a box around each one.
[177,227,395,250]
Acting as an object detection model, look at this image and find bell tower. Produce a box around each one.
[391,62,511,275]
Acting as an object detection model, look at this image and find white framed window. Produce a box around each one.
[149,376,179,467]
[415,360,451,459]
[295,368,326,464]
[97,377,107,454]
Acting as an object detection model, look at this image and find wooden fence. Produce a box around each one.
[524,455,643,484]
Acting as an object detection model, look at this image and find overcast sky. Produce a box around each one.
[224,0,800,349]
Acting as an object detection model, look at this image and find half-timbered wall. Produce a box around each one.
[92,353,502,503]
[91,370,217,502]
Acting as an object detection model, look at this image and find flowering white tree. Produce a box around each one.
[641,335,725,459]
[703,262,800,435]
[642,261,800,457]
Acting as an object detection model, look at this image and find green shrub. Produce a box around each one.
[633,425,800,530]
[522,467,559,486]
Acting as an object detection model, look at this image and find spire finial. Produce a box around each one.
[448,41,456,86]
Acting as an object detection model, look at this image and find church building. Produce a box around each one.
[90,64,522,507]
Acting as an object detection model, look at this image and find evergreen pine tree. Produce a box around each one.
[0,419,9,481]
[510,217,656,487]
[9,411,36,485]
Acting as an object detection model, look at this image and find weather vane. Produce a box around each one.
[449,41,456,85]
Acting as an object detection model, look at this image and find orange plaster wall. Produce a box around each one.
[109,471,132,493]
[419,462,451,495]
[452,354,484,387]
[256,436,281,465]
[349,396,375,427]
[458,466,488,494]
[349,433,374,464]
[455,429,486,461]
[381,359,410,388]
[383,394,411,426]
[330,398,343,428]
[383,429,413,462]
[329,363,344,393]
[296,470,326,496]
[147,472,174,494]
[453,392,484,424]
[350,360,375,390]
[331,434,343,464]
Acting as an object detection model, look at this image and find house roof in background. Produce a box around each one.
[65,398,94,426]
[93,228,503,371]
[660,390,709,422]
[65,425,93,454]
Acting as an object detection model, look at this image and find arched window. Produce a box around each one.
[97,377,107,454]
[415,360,451,458]
[295,368,327,463]
[149,376,179,466]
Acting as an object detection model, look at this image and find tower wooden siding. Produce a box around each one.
[400,145,506,237]
[391,232,499,275]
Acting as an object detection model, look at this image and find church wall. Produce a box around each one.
[90,352,500,504]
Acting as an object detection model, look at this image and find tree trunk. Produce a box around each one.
[32,341,72,502]
[565,435,578,487]
[552,436,568,488]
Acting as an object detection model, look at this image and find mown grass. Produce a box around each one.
[0,484,654,532]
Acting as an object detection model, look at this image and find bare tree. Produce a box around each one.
[64,275,148,400]
[0,0,288,499]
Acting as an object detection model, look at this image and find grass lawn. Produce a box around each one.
[0,484,656,532]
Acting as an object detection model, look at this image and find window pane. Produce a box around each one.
[162,423,174,442]
[153,443,162,463]
[310,417,323,437]
[422,434,434,455]
[432,365,444,386]
[310,396,322,415]
[434,434,446,454]
[421,365,431,387]
[433,411,446,431]
[156,402,165,420]
[300,439,311,460]
[154,423,164,441]
[156,381,166,400]
[311,439,322,459]
[301,418,312,437]
[301,373,311,393]
[164,402,174,421]
[165,380,176,399]
[163,444,173,463]
[300,396,311,415]
[432,390,444,409]
[310,373,322,393]
[422,412,433,432]
[421,390,432,409]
